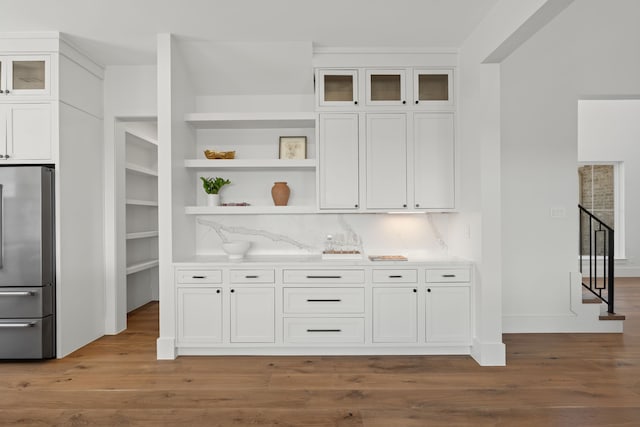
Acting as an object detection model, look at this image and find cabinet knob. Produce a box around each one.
[354,101,358,105]
[413,289,417,293]
[4,155,8,159]
[402,100,406,105]
[216,289,220,294]
[354,204,359,208]
[427,288,431,293]
[415,204,420,208]
[402,204,407,208]
[5,90,9,94]
[0,90,4,94]
[415,100,419,104]
[230,289,235,293]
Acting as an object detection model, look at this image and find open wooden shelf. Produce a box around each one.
[184,112,316,129]
[126,259,159,275]
[126,231,159,240]
[184,159,316,169]
[126,163,158,177]
[185,205,317,215]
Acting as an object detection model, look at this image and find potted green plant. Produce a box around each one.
[200,176,231,206]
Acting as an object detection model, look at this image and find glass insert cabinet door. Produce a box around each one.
[414,69,453,106]
[318,69,358,106]
[1,56,50,96]
[366,69,407,106]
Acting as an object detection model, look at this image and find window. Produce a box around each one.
[578,162,624,258]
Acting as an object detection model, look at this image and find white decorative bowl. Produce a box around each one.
[222,241,251,259]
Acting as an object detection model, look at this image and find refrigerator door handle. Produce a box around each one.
[0,291,35,296]
[0,322,36,328]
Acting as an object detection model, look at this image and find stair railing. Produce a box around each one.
[578,204,614,314]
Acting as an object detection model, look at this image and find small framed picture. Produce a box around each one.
[279,136,307,160]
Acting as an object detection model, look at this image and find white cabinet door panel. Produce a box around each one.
[230,287,275,343]
[366,114,407,209]
[372,287,417,343]
[413,113,454,209]
[319,113,359,209]
[7,103,52,161]
[177,287,223,344]
[425,286,470,344]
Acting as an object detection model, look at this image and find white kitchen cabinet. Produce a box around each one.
[425,286,470,344]
[0,103,52,161]
[365,69,407,106]
[372,287,418,343]
[413,112,455,209]
[177,287,223,344]
[318,113,360,209]
[317,69,359,107]
[230,287,275,343]
[414,69,453,107]
[0,55,51,98]
[366,113,407,209]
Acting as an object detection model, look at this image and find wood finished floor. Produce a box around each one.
[1,280,640,426]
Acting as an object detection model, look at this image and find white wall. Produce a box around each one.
[501,0,640,331]
[578,100,640,276]
[103,65,157,334]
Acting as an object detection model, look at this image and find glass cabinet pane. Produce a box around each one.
[324,74,354,102]
[13,60,46,90]
[370,74,401,101]
[418,74,449,101]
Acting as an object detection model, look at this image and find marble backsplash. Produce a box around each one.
[195,213,450,258]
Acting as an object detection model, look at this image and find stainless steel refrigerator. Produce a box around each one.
[0,165,55,359]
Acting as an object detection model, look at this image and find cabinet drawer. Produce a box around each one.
[284,318,365,344]
[177,270,222,284]
[284,288,364,314]
[230,269,275,284]
[0,315,54,359]
[425,268,470,283]
[372,269,417,283]
[0,286,53,318]
[283,269,365,284]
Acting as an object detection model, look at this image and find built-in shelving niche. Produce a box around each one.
[124,123,159,312]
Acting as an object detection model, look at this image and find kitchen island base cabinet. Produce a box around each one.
[177,287,222,345]
[230,287,275,343]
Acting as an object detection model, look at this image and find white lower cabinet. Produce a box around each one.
[425,286,470,344]
[372,287,418,343]
[230,287,275,343]
[174,264,472,355]
[177,287,223,344]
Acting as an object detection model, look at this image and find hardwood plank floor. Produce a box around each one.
[1,280,640,426]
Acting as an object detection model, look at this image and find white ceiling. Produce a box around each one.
[0,0,498,66]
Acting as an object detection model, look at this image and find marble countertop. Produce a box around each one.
[173,254,472,267]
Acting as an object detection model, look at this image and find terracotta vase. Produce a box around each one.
[271,182,290,206]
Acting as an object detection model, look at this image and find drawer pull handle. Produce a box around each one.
[245,275,258,279]
[306,275,342,279]
[307,299,341,302]
[0,291,34,296]
[307,329,341,333]
[442,274,456,278]
[191,275,206,279]
[0,322,35,328]
[389,275,403,278]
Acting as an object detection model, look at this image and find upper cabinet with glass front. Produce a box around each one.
[414,69,453,108]
[0,55,51,98]
[317,69,359,107]
[316,67,454,110]
[365,69,407,106]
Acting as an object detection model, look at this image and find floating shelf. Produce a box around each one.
[126,199,158,207]
[184,159,316,169]
[185,205,317,215]
[184,112,316,129]
[126,231,159,240]
[126,259,159,275]
[126,163,158,177]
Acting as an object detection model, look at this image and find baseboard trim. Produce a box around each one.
[471,339,506,366]
[156,337,176,360]
[503,314,623,333]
